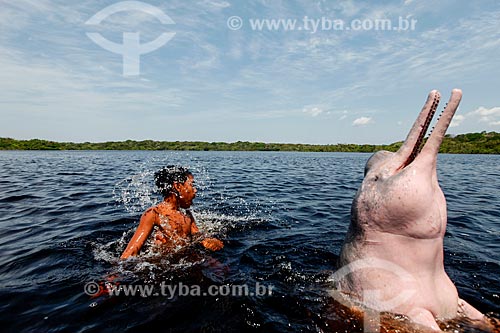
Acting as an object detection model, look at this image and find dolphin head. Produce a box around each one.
[351,89,462,239]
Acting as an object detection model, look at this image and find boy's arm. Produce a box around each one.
[120,208,157,259]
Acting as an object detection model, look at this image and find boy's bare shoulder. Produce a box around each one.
[141,206,161,225]
[143,206,157,215]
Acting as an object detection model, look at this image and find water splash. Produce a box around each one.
[113,170,158,213]
[112,165,212,213]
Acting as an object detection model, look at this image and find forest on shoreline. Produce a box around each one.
[1,132,498,154]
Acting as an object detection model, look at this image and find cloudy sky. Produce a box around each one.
[1,0,500,144]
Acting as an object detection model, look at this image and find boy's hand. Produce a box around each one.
[201,238,224,251]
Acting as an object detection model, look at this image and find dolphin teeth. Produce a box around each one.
[402,94,441,169]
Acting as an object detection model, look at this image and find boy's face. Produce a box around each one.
[175,175,196,208]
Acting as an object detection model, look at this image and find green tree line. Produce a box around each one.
[0,132,498,154]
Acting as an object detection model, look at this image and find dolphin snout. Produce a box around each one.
[395,89,462,171]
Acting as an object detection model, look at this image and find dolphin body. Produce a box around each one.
[338,90,485,331]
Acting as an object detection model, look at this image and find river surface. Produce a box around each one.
[0,151,498,332]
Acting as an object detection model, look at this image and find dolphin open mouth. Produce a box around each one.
[400,94,440,169]
[397,89,462,171]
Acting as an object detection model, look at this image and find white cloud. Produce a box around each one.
[302,106,324,117]
[352,116,373,126]
[335,0,362,17]
[450,107,500,128]
[450,114,465,128]
[470,106,500,123]
[338,110,348,120]
[461,106,500,126]
[204,0,231,8]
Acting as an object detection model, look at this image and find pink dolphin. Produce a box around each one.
[337,89,485,331]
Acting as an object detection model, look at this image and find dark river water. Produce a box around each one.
[0,151,498,332]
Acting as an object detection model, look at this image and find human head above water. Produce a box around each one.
[154,166,193,198]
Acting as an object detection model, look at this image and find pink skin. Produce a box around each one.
[338,90,484,330]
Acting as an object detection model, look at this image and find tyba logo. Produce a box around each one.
[328,257,418,333]
[85,1,175,76]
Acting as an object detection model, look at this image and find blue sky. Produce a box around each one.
[1,0,500,144]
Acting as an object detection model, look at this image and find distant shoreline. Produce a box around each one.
[1,132,499,154]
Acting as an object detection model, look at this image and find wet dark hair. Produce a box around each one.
[154,166,192,198]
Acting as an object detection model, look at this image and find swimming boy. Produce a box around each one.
[120,166,223,259]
